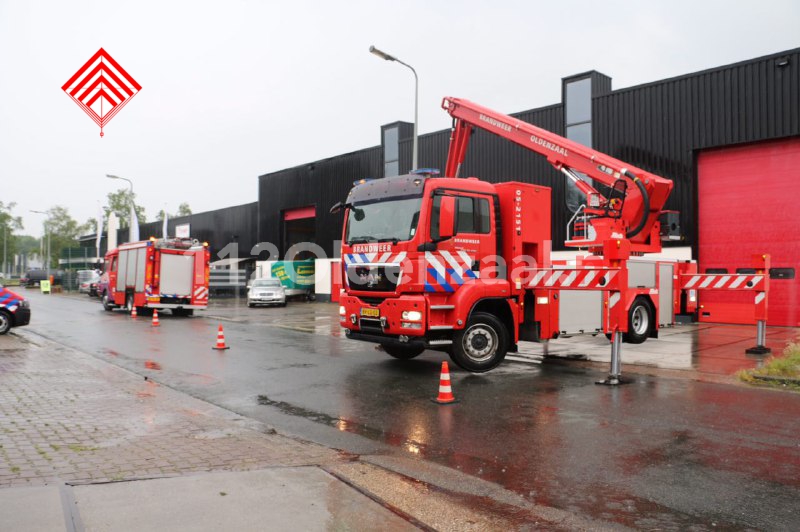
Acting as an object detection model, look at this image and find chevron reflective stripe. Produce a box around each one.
[424,251,478,293]
[528,269,618,289]
[194,286,208,300]
[681,274,764,290]
[755,292,766,305]
[608,292,621,309]
[344,252,407,265]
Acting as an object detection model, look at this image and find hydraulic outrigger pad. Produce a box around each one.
[596,331,631,386]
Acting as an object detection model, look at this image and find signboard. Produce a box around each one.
[175,223,191,238]
[270,260,315,290]
[40,280,51,294]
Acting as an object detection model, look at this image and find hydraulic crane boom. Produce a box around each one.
[442,97,674,254]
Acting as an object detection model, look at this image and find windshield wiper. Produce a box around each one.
[348,236,378,244]
[377,237,399,244]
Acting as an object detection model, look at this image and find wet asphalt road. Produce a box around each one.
[20,290,800,530]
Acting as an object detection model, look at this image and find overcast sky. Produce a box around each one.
[1,1,798,237]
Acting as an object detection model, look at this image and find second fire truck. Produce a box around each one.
[102,237,210,316]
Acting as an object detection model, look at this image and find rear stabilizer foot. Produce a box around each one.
[745,346,771,355]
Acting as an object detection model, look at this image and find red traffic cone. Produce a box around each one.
[152,309,160,327]
[432,361,458,404]
[212,324,230,350]
[131,305,137,319]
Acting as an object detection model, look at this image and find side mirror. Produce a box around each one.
[439,196,456,240]
[329,202,343,214]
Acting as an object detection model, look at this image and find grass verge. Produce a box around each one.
[738,339,800,391]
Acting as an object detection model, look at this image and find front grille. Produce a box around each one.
[359,318,383,334]
[346,264,401,292]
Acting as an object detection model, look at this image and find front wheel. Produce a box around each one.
[0,310,11,335]
[449,312,508,373]
[383,344,425,360]
[102,292,114,312]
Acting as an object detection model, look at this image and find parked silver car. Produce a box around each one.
[247,279,286,307]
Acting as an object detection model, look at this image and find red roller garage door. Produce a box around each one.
[698,137,800,327]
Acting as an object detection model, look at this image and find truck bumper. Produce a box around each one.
[344,329,452,351]
[339,294,428,337]
[340,294,454,350]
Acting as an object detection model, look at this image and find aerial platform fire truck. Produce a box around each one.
[335,97,770,381]
[102,237,210,316]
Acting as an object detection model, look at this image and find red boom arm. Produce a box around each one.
[442,97,674,254]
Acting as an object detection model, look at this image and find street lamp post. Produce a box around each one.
[106,174,138,241]
[369,45,418,171]
[30,210,50,281]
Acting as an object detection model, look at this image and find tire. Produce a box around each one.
[449,312,508,373]
[281,302,287,307]
[102,291,114,312]
[248,302,255,308]
[383,344,425,360]
[623,298,653,344]
[0,309,11,335]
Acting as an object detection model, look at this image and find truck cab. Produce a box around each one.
[338,173,551,371]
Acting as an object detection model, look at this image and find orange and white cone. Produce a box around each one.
[152,309,160,327]
[131,305,137,319]
[432,361,458,404]
[212,324,230,350]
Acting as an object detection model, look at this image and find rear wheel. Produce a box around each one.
[623,298,653,344]
[449,312,508,373]
[0,309,12,335]
[383,344,425,360]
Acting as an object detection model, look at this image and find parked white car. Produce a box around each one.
[247,278,286,307]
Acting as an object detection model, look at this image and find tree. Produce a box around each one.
[104,189,146,228]
[155,202,192,222]
[42,206,81,268]
[78,217,99,237]
[0,201,24,272]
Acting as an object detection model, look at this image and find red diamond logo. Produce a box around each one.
[62,48,142,137]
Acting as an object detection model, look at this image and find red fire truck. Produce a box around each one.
[335,97,770,381]
[102,237,210,316]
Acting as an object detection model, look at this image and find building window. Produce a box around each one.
[564,77,593,213]
[384,127,399,177]
[566,123,592,148]
[565,78,592,125]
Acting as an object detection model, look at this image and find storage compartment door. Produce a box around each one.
[160,253,194,296]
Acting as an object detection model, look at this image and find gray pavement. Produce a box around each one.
[0,324,597,530]
[4,289,800,530]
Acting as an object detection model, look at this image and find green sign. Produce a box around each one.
[270,260,315,290]
[40,280,51,294]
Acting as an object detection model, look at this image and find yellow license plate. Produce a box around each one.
[360,308,380,318]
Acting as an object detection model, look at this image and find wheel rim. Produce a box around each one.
[0,313,9,332]
[462,324,498,363]
[631,305,649,335]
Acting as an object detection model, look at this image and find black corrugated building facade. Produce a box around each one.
[258,48,800,260]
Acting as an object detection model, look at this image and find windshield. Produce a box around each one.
[346,197,421,244]
[253,279,281,287]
